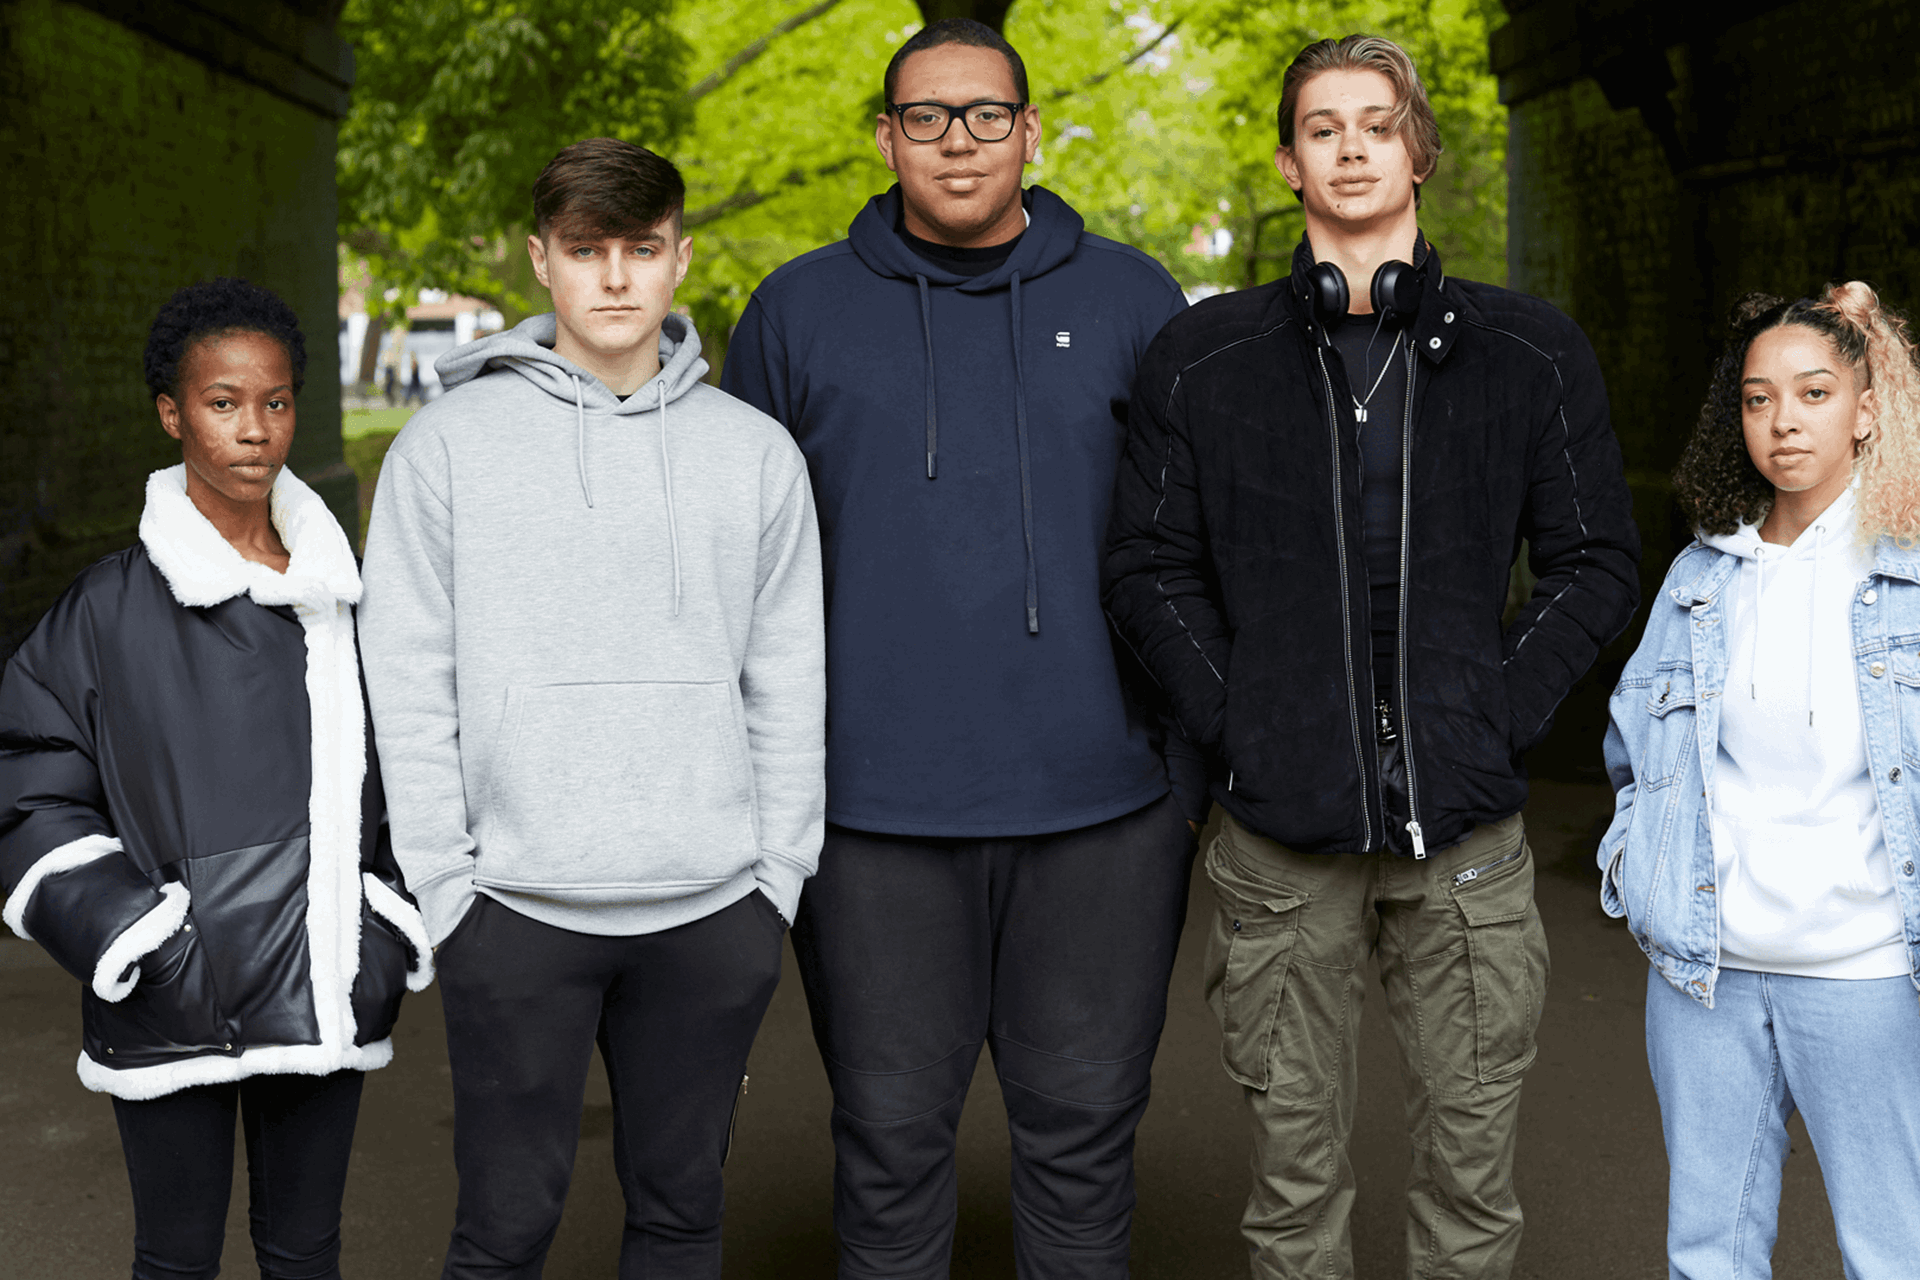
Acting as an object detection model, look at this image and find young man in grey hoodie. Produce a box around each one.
[358,138,825,1279]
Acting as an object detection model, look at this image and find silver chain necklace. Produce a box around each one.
[1351,327,1404,424]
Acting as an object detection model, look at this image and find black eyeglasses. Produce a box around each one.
[889,100,1027,143]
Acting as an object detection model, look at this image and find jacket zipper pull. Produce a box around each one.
[1407,819,1427,860]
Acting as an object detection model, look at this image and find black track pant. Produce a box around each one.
[792,793,1195,1280]
[435,890,785,1279]
[112,1068,365,1280]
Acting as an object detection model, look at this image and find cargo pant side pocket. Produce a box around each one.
[1453,843,1550,1084]
[1204,835,1308,1090]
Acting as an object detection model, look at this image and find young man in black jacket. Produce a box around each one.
[1104,34,1639,1280]
[723,18,1204,1280]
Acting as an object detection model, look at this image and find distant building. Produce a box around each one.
[338,273,503,400]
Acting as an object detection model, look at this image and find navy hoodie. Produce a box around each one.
[723,185,1197,837]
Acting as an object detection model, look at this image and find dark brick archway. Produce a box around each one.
[1490,0,1920,774]
[0,0,354,653]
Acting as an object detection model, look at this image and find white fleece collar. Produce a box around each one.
[139,465,361,608]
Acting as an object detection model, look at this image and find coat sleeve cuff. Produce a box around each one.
[4,833,122,941]
[362,873,436,991]
[92,882,190,1002]
[1597,829,1628,919]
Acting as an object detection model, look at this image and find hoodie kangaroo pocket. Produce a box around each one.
[480,681,758,900]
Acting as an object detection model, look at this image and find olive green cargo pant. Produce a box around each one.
[1203,811,1548,1280]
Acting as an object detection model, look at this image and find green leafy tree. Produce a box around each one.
[1184,0,1508,287]
[337,0,690,316]
[336,0,1507,368]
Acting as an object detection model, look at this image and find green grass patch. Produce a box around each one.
[343,406,416,440]
[343,430,401,552]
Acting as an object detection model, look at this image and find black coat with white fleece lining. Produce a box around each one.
[1103,238,1641,858]
[0,465,433,1101]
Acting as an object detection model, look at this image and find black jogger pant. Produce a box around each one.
[112,1068,365,1280]
[434,889,785,1279]
[792,793,1196,1280]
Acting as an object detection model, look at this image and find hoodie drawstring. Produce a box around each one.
[1009,271,1039,635]
[913,269,1040,635]
[1746,522,1825,725]
[917,276,939,480]
[572,375,594,508]
[1807,524,1821,726]
[574,372,681,618]
[658,378,683,618]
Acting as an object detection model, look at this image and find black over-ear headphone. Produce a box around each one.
[1303,257,1425,327]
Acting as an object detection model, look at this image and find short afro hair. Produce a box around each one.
[884,18,1028,107]
[144,277,307,401]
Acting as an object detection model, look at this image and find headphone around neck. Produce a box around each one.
[1303,257,1425,328]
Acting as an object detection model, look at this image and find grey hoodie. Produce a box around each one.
[358,313,824,945]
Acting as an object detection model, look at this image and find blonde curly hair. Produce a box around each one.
[1673,281,1920,541]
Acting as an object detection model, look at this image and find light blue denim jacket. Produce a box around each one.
[1599,538,1920,1005]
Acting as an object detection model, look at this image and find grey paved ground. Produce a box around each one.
[1,782,1846,1277]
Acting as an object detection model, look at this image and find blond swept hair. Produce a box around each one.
[1276,35,1442,207]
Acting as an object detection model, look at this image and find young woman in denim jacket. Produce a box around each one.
[1601,282,1920,1279]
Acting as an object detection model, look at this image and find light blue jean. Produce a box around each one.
[1645,966,1920,1279]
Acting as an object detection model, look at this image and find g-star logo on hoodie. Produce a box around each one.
[1055,331,1071,348]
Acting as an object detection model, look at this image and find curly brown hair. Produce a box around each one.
[1673,284,1917,537]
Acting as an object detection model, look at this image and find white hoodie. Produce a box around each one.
[1701,486,1907,978]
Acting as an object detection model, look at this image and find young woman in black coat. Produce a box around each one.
[0,279,432,1280]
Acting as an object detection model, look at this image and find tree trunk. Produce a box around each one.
[915,0,1012,32]
[356,315,385,387]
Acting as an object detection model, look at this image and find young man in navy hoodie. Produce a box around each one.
[722,19,1204,1280]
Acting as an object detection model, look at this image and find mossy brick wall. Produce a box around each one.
[1505,0,1920,588]
[0,0,352,653]
[1494,0,1920,773]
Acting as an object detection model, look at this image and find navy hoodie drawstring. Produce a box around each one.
[657,377,683,617]
[916,276,939,479]
[572,375,594,508]
[913,266,1040,634]
[1009,271,1039,634]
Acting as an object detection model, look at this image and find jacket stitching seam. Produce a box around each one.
[1144,320,1296,695]
[1148,370,1226,691]
[1467,319,1591,692]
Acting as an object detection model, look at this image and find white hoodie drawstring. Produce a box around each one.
[657,379,682,618]
[1807,522,1822,726]
[1746,519,1828,725]
[572,375,594,509]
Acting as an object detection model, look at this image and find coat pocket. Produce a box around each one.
[1639,666,1699,791]
[350,902,409,1046]
[83,918,231,1067]
[1889,652,1920,767]
[181,837,320,1050]
[1451,841,1549,1084]
[1204,834,1308,1091]
[481,681,758,898]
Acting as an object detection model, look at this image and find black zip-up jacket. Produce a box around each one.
[1103,240,1640,856]
[0,467,432,1099]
